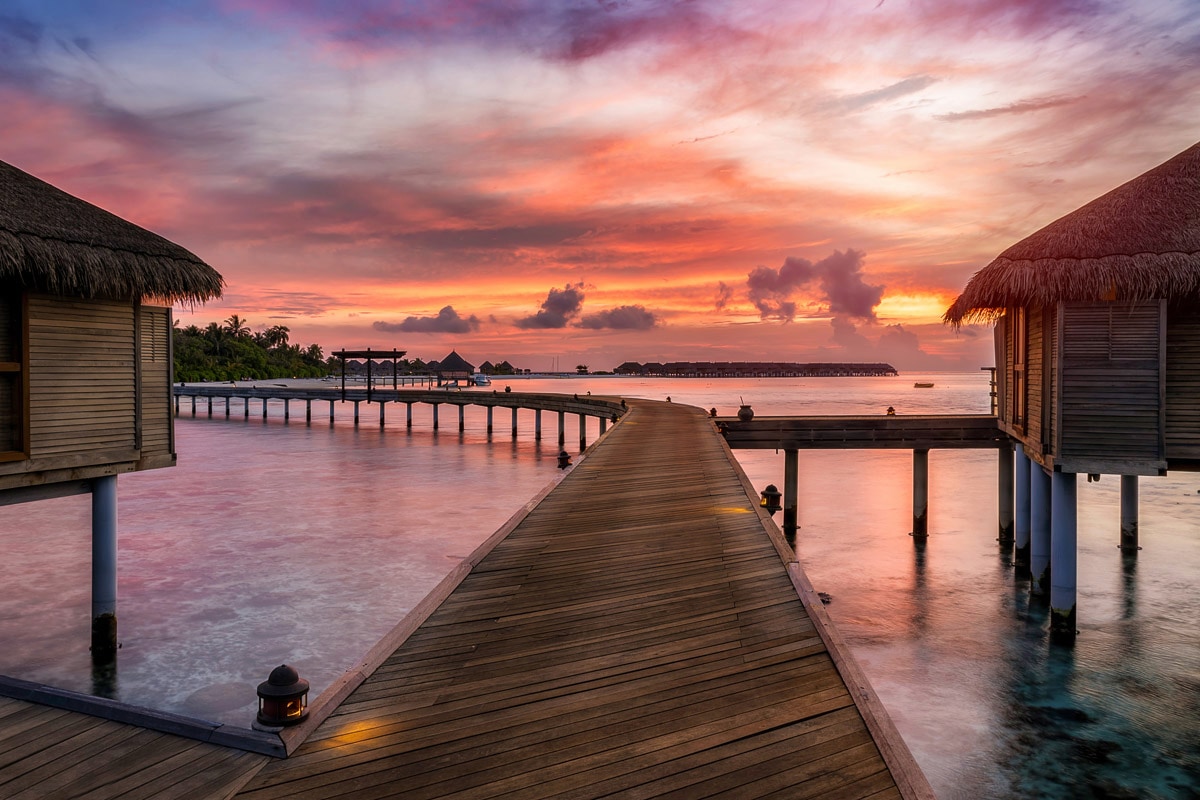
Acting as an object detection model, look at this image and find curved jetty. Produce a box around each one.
[0,399,931,799]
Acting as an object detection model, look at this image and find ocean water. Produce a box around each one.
[0,372,1196,798]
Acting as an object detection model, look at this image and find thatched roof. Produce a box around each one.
[435,350,474,373]
[945,141,1200,325]
[0,160,223,303]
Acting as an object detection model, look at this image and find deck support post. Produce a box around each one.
[262,398,268,419]
[432,404,439,431]
[783,448,799,543]
[380,401,386,427]
[329,400,335,424]
[244,397,250,419]
[535,409,542,441]
[912,448,929,538]
[406,402,412,429]
[459,405,465,432]
[207,397,213,417]
[91,474,118,660]
[511,407,518,439]
[174,393,180,414]
[579,413,587,451]
[1030,466,1052,596]
[1120,475,1139,551]
[1050,470,1078,636]
[599,416,607,434]
[353,401,360,426]
[225,397,231,418]
[558,411,565,446]
[998,443,1014,546]
[1014,444,1031,573]
[306,400,312,425]
[284,398,290,422]
[486,406,493,434]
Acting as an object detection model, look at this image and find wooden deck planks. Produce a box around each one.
[237,400,921,799]
[0,398,928,799]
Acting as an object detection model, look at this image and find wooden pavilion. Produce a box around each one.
[0,159,222,656]
[945,139,1200,634]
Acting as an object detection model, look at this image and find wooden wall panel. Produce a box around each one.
[1026,307,1043,449]
[1165,307,1200,459]
[26,296,136,458]
[1058,302,1163,469]
[139,306,172,457]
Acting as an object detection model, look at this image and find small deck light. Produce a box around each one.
[760,484,782,516]
[557,450,572,469]
[256,664,309,727]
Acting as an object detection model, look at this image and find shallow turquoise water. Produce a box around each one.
[0,372,1195,798]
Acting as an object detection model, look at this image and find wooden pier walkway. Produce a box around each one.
[0,400,932,799]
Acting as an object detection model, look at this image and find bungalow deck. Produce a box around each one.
[0,400,932,799]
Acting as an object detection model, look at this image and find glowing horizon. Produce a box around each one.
[3,0,1198,371]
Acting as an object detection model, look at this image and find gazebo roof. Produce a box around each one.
[0,160,223,303]
[435,350,474,373]
[945,141,1200,325]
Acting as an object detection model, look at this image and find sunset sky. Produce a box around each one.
[3,0,1198,372]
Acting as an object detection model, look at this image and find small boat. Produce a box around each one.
[913,382,934,388]
[470,374,492,386]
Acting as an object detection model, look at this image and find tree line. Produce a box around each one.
[174,315,329,382]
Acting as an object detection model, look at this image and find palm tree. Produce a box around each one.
[223,314,251,339]
[263,325,290,348]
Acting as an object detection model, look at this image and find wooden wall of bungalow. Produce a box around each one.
[0,291,174,491]
[996,300,1200,475]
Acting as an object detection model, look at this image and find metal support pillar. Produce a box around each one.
[91,475,118,659]
[998,443,1014,545]
[1120,475,1139,551]
[1030,466,1052,596]
[579,413,587,451]
[1014,444,1031,572]
[558,411,565,446]
[1050,470,1078,636]
[783,448,798,542]
[912,448,929,538]
[535,409,542,441]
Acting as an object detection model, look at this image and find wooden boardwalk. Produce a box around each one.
[0,400,931,799]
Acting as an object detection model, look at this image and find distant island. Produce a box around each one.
[613,361,898,377]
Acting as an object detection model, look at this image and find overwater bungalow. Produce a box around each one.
[431,349,474,386]
[0,159,222,654]
[945,139,1199,632]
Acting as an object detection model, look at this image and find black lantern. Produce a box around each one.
[760,484,782,516]
[256,664,309,727]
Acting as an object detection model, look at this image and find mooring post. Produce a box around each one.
[1030,466,1052,596]
[998,443,1014,546]
[579,413,587,451]
[1014,444,1031,572]
[1050,470,1078,636]
[432,403,439,431]
[91,474,118,659]
[783,448,799,542]
[486,406,493,434]
[458,404,465,432]
[1120,475,1139,551]
[535,409,542,441]
[912,448,929,538]
[558,411,565,446]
